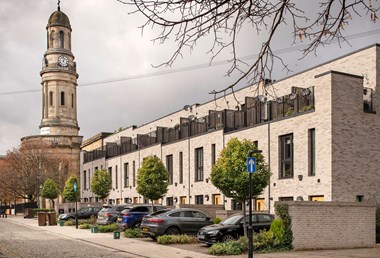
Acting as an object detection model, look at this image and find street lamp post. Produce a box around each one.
[247,149,262,258]
[74,179,78,229]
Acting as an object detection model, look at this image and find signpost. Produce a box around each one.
[74,180,78,229]
[247,151,261,258]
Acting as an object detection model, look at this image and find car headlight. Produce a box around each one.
[207,230,220,235]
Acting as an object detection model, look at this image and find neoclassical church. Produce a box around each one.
[21,4,82,207]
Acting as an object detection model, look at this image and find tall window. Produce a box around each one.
[166,155,173,185]
[195,147,204,181]
[71,94,74,108]
[179,152,183,184]
[280,134,293,178]
[115,165,118,189]
[83,170,87,190]
[308,128,316,176]
[124,162,129,188]
[60,91,65,106]
[211,144,216,167]
[132,161,136,187]
[195,195,204,204]
[49,91,53,106]
[59,31,64,48]
[108,167,113,188]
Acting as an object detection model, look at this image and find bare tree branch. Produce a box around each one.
[117,0,379,100]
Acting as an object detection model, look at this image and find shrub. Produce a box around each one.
[270,218,285,245]
[213,217,222,224]
[275,203,293,250]
[253,230,275,251]
[208,239,246,255]
[79,223,91,229]
[98,223,118,233]
[124,228,144,238]
[64,220,74,226]
[157,235,198,245]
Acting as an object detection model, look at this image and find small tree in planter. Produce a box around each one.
[41,178,59,209]
[90,169,112,203]
[136,155,168,208]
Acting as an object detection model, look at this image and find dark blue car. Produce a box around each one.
[116,204,165,229]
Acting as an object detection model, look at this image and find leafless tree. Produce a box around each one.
[2,139,70,203]
[117,0,378,99]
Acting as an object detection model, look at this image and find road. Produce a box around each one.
[0,220,140,258]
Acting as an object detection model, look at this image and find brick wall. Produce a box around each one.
[281,201,376,250]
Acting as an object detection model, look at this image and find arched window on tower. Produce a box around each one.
[61,92,65,106]
[50,30,55,48]
[49,91,53,106]
[59,31,64,48]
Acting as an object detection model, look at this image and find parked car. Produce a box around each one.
[116,204,165,229]
[140,208,213,239]
[197,213,274,246]
[58,206,102,221]
[96,204,131,225]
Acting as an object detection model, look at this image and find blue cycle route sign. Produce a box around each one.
[247,157,257,173]
[73,181,77,192]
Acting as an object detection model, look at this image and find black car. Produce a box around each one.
[58,206,102,221]
[197,213,274,246]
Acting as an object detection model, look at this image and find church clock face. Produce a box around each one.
[58,55,69,67]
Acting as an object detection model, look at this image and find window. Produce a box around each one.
[83,170,87,190]
[180,196,186,204]
[115,165,118,189]
[60,91,65,106]
[71,94,74,108]
[108,167,112,188]
[132,161,136,187]
[213,194,221,205]
[279,196,294,201]
[255,198,266,211]
[308,128,316,176]
[211,144,216,166]
[309,195,324,201]
[59,31,64,48]
[356,195,364,202]
[195,147,204,181]
[166,197,174,206]
[49,91,53,106]
[231,199,242,210]
[166,155,173,185]
[179,152,183,184]
[195,195,204,204]
[124,162,129,188]
[257,214,273,222]
[279,134,293,178]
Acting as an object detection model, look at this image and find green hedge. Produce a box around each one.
[157,235,198,245]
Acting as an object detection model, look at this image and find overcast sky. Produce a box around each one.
[0,0,379,154]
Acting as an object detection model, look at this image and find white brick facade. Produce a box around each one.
[81,44,380,213]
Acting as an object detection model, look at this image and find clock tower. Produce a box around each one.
[40,5,79,136]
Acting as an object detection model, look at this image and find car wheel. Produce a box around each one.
[222,234,235,243]
[132,222,141,228]
[165,227,180,235]
[149,236,157,240]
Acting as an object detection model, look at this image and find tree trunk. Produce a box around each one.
[242,198,247,237]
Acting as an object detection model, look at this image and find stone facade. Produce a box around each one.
[81,44,380,212]
[284,201,376,250]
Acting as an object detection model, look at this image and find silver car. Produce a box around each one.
[96,204,131,225]
[140,208,213,239]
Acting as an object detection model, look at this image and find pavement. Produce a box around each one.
[3,215,380,258]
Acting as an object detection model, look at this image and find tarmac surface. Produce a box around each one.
[2,215,380,258]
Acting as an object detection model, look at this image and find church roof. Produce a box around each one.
[47,10,71,29]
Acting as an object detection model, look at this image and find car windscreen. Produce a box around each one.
[100,206,113,212]
[221,215,243,225]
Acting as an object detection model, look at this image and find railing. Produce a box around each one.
[83,86,316,163]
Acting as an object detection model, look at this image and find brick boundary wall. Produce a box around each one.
[279,201,376,250]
